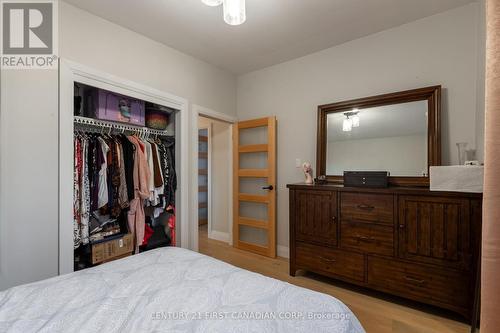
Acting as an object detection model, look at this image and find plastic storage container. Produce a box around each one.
[86,88,145,126]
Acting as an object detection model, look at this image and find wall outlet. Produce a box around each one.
[295,158,302,168]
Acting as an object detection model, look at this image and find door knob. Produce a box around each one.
[262,185,274,191]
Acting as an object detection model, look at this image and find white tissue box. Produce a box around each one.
[430,166,484,193]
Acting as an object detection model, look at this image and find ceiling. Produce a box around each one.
[327,100,428,141]
[63,0,475,74]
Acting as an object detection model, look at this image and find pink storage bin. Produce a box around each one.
[90,88,145,126]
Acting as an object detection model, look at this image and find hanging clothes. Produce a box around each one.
[80,137,90,245]
[73,137,82,249]
[117,140,129,209]
[73,125,176,255]
[163,137,177,207]
[127,135,151,252]
[97,137,110,209]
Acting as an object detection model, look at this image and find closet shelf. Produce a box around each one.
[74,116,172,137]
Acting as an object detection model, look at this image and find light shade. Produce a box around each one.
[201,0,223,6]
[343,118,352,132]
[223,0,246,25]
[351,114,360,127]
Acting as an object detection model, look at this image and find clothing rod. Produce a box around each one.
[74,116,172,137]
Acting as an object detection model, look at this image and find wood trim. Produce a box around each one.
[286,183,482,198]
[238,169,268,178]
[325,176,431,187]
[239,144,268,153]
[198,169,208,175]
[232,123,240,251]
[199,202,208,209]
[199,152,208,158]
[199,135,208,142]
[289,189,296,275]
[199,186,208,192]
[267,116,277,258]
[238,193,269,203]
[237,240,270,256]
[239,217,268,229]
[316,86,442,187]
[238,117,269,129]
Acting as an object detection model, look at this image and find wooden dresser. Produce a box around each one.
[287,183,482,318]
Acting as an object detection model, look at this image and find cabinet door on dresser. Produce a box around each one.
[398,196,471,270]
[294,190,337,246]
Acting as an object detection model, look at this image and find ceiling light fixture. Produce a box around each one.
[202,0,246,26]
[201,0,223,6]
[223,0,246,25]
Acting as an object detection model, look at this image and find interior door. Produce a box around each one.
[233,117,277,258]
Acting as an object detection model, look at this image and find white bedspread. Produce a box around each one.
[0,247,365,333]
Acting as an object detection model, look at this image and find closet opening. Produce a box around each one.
[72,81,180,271]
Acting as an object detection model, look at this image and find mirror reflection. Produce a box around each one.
[326,100,428,177]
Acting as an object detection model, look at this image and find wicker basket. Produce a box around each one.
[145,105,171,130]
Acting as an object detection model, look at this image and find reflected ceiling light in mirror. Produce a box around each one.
[343,117,353,132]
[223,0,246,25]
[351,109,360,127]
[343,110,360,132]
[202,0,223,6]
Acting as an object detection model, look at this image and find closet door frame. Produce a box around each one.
[198,125,211,232]
[191,105,237,252]
[58,60,189,275]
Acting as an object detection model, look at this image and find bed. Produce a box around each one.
[0,247,365,333]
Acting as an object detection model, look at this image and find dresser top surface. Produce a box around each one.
[286,183,482,198]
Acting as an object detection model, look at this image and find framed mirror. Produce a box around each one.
[317,86,441,186]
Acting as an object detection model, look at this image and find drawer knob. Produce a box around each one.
[404,276,425,285]
[332,216,336,223]
[319,256,336,264]
[357,204,375,210]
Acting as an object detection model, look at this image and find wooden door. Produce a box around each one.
[233,117,276,257]
[295,190,337,247]
[398,196,471,270]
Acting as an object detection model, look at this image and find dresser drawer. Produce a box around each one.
[340,221,394,256]
[367,257,470,309]
[341,192,394,224]
[296,242,364,282]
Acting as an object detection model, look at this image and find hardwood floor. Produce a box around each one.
[198,226,471,333]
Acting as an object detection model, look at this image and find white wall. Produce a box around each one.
[198,117,231,240]
[236,3,485,250]
[0,2,237,290]
[0,70,59,290]
[327,135,427,177]
[475,0,486,162]
[59,2,236,118]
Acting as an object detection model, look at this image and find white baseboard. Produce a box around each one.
[277,245,290,259]
[209,230,230,243]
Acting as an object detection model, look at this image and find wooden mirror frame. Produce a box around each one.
[316,86,441,187]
